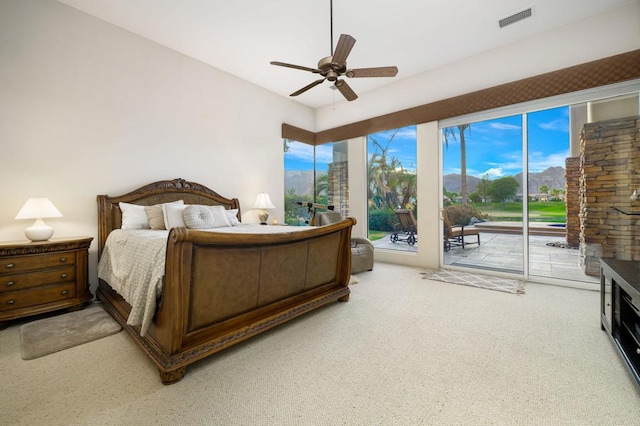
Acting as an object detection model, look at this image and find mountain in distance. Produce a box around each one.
[515,166,566,194]
[289,166,565,197]
[284,170,328,197]
[444,166,565,195]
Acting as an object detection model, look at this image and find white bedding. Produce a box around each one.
[97,230,168,336]
[97,225,305,336]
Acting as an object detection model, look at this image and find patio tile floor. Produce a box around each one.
[372,231,599,285]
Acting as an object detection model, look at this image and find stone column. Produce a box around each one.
[565,157,580,247]
[579,116,640,275]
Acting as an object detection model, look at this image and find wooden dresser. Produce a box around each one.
[0,237,93,329]
[600,258,640,392]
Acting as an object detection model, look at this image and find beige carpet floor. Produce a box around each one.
[1,262,639,425]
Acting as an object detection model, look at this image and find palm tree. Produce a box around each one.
[443,124,471,206]
[315,173,328,204]
[368,129,400,209]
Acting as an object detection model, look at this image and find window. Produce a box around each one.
[441,94,638,286]
[284,140,349,225]
[367,126,417,251]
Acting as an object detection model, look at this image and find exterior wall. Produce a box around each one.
[579,116,640,275]
[327,161,349,219]
[565,157,581,248]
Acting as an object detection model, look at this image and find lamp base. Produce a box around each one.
[24,219,54,241]
[258,211,269,225]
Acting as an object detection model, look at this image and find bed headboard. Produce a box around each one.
[97,178,241,255]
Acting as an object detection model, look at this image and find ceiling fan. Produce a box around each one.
[270,0,398,102]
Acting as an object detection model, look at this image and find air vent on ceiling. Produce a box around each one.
[499,7,533,28]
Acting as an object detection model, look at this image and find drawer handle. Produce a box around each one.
[59,257,67,263]
[60,273,68,279]
[7,300,15,305]
[5,281,15,287]
[61,290,68,295]
[5,263,14,269]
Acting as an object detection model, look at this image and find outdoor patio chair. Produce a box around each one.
[314,212,374,274]
[442,208,480,251]
[390,209,418,246]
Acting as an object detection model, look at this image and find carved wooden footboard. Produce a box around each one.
[96,179,354,384]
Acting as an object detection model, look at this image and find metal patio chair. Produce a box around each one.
[442,208,480,252]
[390,209,418,246]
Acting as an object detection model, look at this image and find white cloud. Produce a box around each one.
[488,123,521,131]
[528,150,570,172]
[285,143,333,164]
[476,167,504,178]
[539,119,569,132]
[314,144,333,163]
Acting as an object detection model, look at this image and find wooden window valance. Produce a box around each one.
[283,49,640,146]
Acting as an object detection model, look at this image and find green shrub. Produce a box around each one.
[369,208,398,232]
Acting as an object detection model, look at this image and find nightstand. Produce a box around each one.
[0,237,93,329]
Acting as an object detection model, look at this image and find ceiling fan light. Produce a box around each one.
[270,0,397,101]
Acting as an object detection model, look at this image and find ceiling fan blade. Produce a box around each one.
[331,34,356,68]
[270,61,321,73]
[346,66,399,78]
[334,79,358,101]
[290,78,326,97]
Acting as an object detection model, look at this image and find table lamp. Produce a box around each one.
[253,193,275,225]
[15,197,63,241]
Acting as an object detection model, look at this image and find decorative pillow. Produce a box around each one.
[226,208,240,225]
[144,200,184,230]
[119,202,149,230]
[208,205,232,228]
[182,205,215,229]
[162,203,188,229]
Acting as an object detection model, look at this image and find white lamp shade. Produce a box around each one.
[15,198,62,220]
[253,193,275,209]
[15,198,62,242]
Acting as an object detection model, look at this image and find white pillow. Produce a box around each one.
[182,205,215,229]
[144,200,184,230]
[226,208,240,225]
[209,205,232,228]
[163,203,188,229]
[120,202,149,230]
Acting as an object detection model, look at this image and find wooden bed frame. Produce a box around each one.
[96,178,354,384]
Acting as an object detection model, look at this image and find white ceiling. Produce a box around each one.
[56,0,631,109]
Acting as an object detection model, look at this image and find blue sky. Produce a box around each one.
[368,127,417,172]
[443,106,569,177]
[284,140,339,172]
[285,106,569,178]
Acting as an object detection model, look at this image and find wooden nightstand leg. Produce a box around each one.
[0,320,7,331]
[65,303,85,313]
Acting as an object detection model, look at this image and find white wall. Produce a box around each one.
[0,0,314,288]
[315,1,640,131]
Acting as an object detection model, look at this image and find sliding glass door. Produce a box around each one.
[441,88,639,286]
[442,116,524,274]
[526,107,578,282]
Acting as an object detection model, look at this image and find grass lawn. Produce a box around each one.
[368,230,388,241]
[475,201,566,222]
